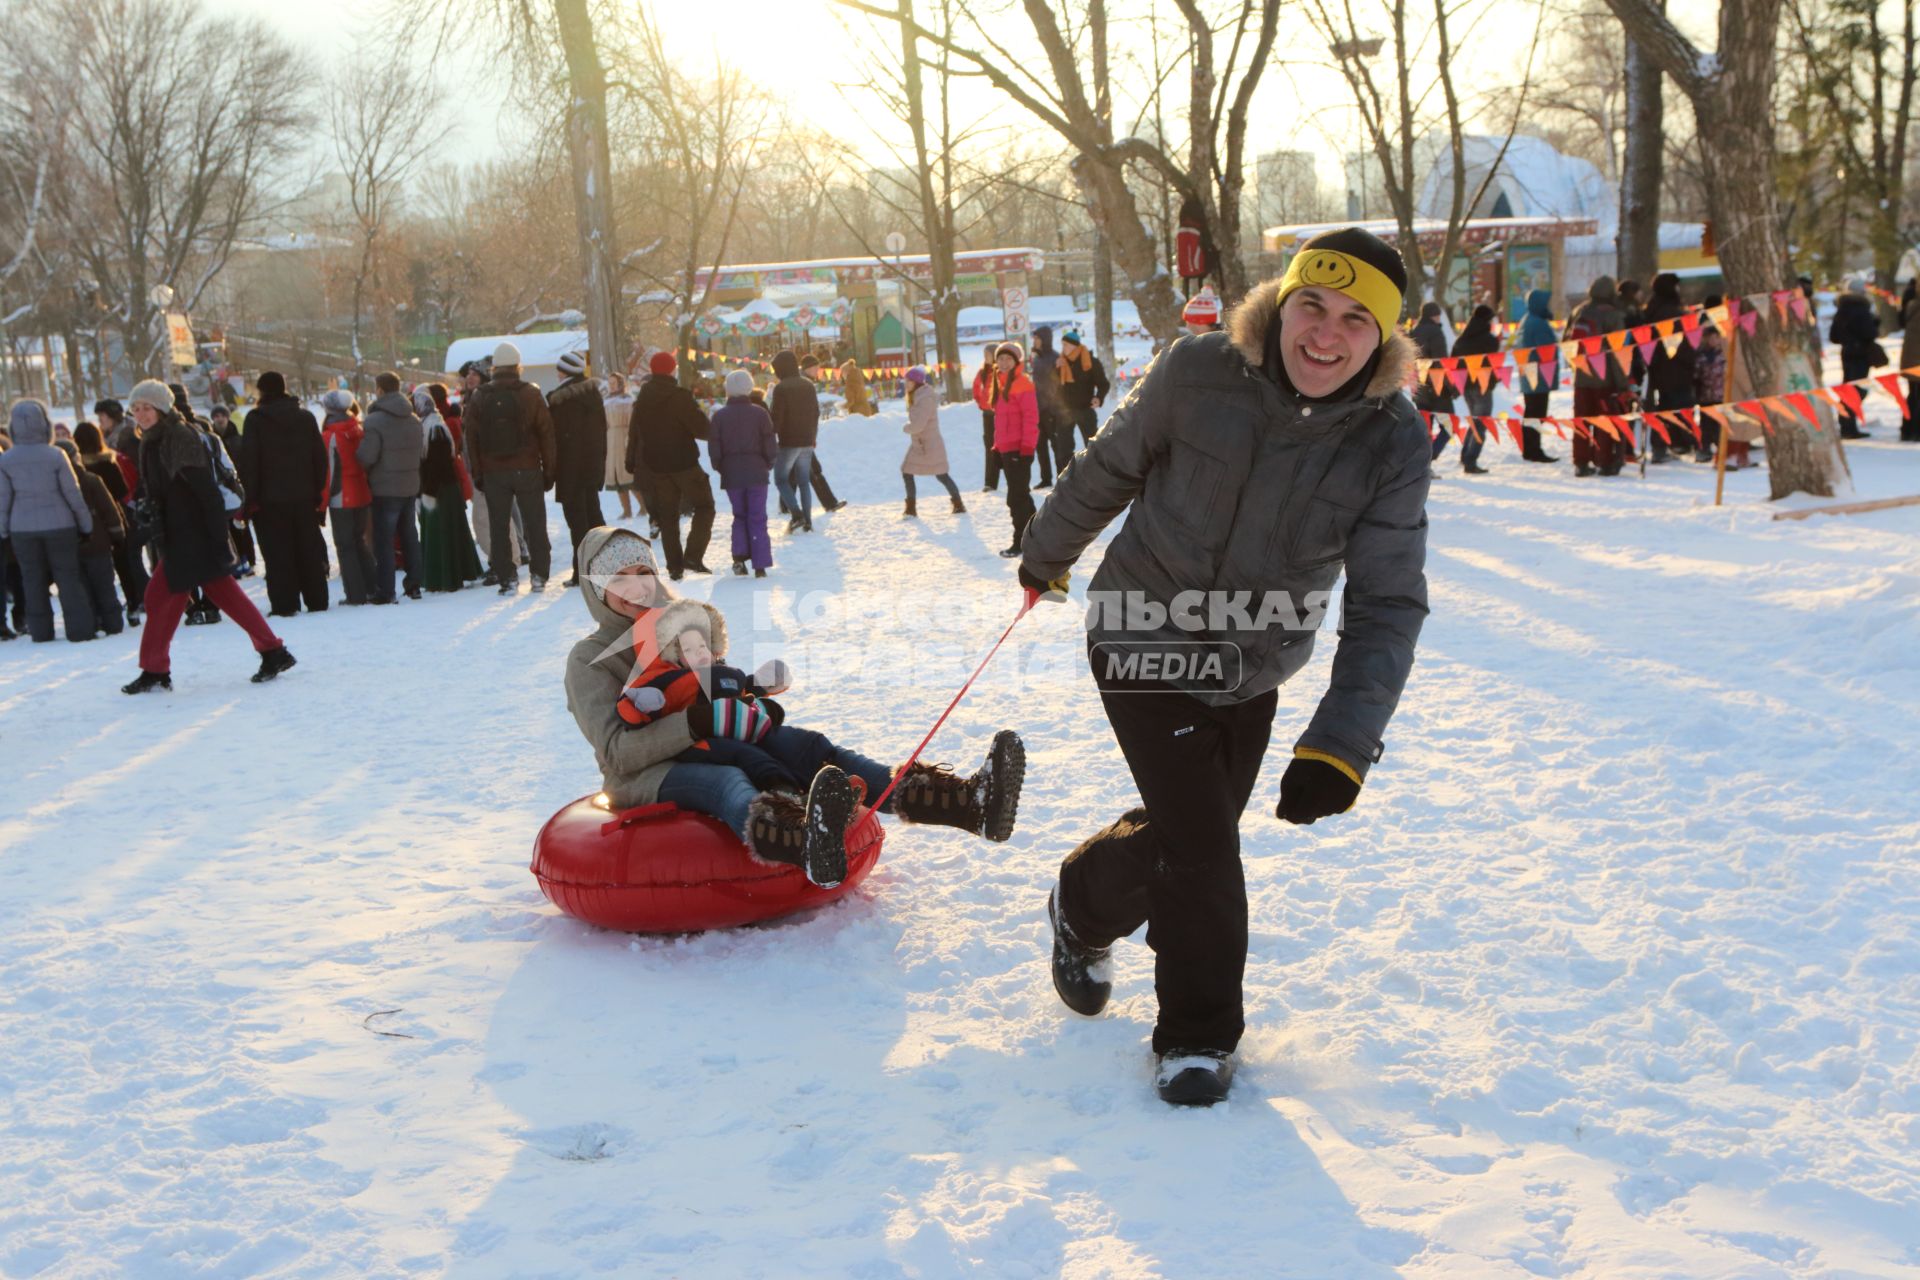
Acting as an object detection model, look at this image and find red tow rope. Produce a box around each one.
[869,596,1035,813]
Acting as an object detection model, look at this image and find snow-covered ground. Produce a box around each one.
[3,387,1919,1279]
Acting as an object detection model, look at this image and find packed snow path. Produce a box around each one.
[3,399,1918,1278]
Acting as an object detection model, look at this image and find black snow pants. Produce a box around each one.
[1058,643,1277,1054]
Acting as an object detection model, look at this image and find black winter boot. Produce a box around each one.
[1155,1050,1235,1107]
[892,729,1024,842]
[1047,887,1112,1016]
[251,646,297,683]
[121,670,172,695]
[746,765,857,888]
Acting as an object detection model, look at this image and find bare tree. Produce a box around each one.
[615,9,771,360]
[1617,8,1665,283]
[4,0,305,382]
[840,0,1281,342]
[1602,0,1848,498]
[410,0,624,378]
[1307,0,1545,308]
[327,39,451,384]
[1787,0,1918,299]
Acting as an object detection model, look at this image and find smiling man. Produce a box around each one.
[1016,227,1430,1106]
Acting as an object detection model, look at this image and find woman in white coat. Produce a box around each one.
[602,371,642,521]
[900,366,964,517]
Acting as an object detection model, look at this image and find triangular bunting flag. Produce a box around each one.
[1448,368,1470,394]
[1836,383,1865,418]
[1610,346,1636,376]
[1646,414,1672,446]
[1507,417,1526,450]
[1495,362,1515,389]
[1875,374,1910,416]
[1661,332,1685,357]
[1637,340,1658,364]
[1784,392,1818,426]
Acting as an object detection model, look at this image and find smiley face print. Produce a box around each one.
[1297,251,1358,290]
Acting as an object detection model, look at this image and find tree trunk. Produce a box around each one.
[1603,0,1845,498]
[1618,16,1664,285]
[1093,218,1114,368]
[1072,155,1184,342]
[554,0,623,381]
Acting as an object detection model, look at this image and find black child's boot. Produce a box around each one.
[892,729,1024,843]
[746,766,858,888]
[1047,886,1112,1016]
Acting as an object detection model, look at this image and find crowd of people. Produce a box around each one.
[1410,273,1920,477]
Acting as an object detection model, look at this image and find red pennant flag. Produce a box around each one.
[1572,418,1595,442]
[1448,368,1469,394]
[1784,392,1819,426]
[1581,336,1604,357]
[1537,354,1558,388]
[1548,417,1568,439]
[1876,374,1911,416]
[1733,400,1773,435]
[1631,325,1654,345]
[1772,290,1792,322]
[1452,416,1467,441]
[1680,311,1702,333]
[1646,414,1673,446]
[1835,383,1865,418]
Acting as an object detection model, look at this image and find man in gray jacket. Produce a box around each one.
[1018,226,1430,1106]
[355,370,425,602]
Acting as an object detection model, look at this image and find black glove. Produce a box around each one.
[1276,755,1361,825]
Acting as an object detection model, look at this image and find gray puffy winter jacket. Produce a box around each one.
[355,392,424,499]
[1020,277,1430,779]
[0,403,92,538]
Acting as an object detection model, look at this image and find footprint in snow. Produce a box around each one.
[519,1121,629,1162]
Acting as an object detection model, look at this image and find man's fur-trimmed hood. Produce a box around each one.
[1226,276,1417,400]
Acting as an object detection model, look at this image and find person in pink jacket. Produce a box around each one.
[990,342,1040,557]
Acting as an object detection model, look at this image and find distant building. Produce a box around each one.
[1256,150,1331,230]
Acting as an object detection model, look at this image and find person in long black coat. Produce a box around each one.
[121,380,295,694]
[547,350,609,585]
[237,371,330,616]
[1829,288,1882,438]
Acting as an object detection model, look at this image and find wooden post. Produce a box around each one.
[1715,311,1737,507]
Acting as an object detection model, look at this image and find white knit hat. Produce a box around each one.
[128,379,175,414]
[724,369,754,397]
[557,349,587,377]
[584,529,658,604]
[493,340,522,367]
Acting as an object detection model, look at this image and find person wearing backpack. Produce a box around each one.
[355,371,427,603]
[466,341,558,594]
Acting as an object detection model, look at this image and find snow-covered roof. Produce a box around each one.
[1415,135,1614,232]
[445,330,588,371]
[1027,294,1079,326]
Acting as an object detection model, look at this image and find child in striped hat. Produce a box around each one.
[1182,286,1222,335]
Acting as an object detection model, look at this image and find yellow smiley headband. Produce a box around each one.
[1276,248,1404,342]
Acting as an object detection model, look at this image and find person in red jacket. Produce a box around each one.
[990,342,1040,558]
[972,347,1000,492]
[319,390,375,605]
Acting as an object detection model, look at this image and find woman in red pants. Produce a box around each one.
[120,379,296,694]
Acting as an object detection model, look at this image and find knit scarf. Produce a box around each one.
[143,411,211,485]
[1059,343,1092,384]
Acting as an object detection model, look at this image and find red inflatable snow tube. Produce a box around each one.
[530,794,886,933]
